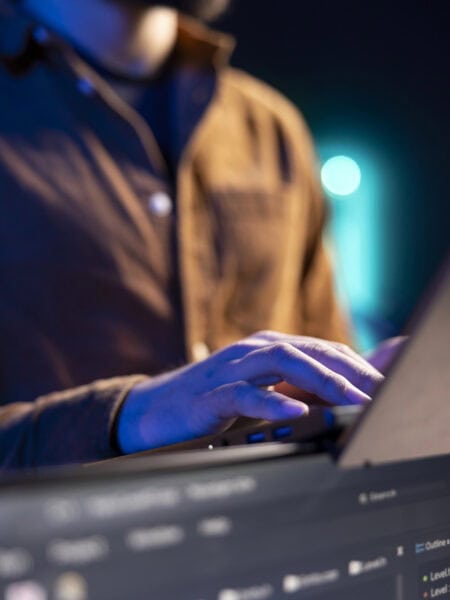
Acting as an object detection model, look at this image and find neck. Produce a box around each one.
[22,0,179,78]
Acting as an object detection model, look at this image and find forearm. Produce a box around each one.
[0,331,384,469]
[0,375,145,470]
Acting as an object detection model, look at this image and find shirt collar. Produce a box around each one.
[175,15,235,70]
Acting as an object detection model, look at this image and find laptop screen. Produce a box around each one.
[340,259,450,467]
[1,447,450,600]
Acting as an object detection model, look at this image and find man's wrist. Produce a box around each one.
[109,376,150,455]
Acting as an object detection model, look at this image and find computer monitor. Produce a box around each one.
[1,444,450,599]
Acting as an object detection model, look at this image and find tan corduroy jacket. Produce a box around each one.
[0,13,349,468]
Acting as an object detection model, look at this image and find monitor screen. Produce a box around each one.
[1,448,449,599]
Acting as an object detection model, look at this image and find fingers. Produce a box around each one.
[274,382,329,406]
[224,344,372,405]
[207,381,309,422]
[288,343,384,395]
[254,331,382,383]
[217,331,383,396]
[204,332,382,407]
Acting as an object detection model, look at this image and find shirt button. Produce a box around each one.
[192,342,211,362]
[77,78,96,97]
[33,26,51,45]
[147,192,173,217]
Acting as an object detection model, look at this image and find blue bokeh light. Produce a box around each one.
[321,155,362,196]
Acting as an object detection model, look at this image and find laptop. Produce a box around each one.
[0,262,448,600]
[108,257,450,466]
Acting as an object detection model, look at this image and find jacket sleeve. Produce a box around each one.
[291,113,352,345]
[300,226,352,345]
[0,375,145,470]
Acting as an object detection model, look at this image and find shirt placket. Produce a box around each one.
[62,52,188,363]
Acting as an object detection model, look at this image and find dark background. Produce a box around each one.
[218,0,449,348]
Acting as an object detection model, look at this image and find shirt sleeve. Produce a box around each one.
[0,375,146,470]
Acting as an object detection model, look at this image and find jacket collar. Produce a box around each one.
[176,15,235,70]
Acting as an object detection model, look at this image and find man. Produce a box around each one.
[0,0,389,469]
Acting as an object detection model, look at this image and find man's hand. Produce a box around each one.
[117,331,384,454]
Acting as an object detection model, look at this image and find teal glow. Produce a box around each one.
[321,155,362,196]
[318,141,383,350]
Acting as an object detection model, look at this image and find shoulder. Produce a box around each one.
[219,67,312,141]
[216,67,320,187]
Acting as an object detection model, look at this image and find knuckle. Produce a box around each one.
[305,340,335,361]
[358,367,374,382]
[307,339,334,357]
[335,342,351,353]
[319,370,333,390]
[333,375,349,396]
[233,381,250,402]
[219,340,253,362]
[254,329,276,339]
[258,394,274,416]
[317,344,335,359]
[302,339,320,352]
[232,340,252,353]
[362,369,384,387]
[233,381,259,414]
[320,371,348,396]
[269,342,292,363]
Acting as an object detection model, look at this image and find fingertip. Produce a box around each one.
[280,399,309,418]
[347,389,372,405]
